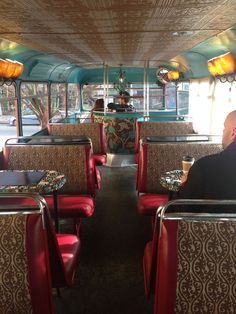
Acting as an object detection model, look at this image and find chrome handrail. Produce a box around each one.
[155,199,236,238]
[0,193,49,228]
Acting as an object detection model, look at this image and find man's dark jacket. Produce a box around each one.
[179,141,236,199]
[178,141,236,211]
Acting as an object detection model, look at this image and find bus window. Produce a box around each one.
[20,82,48,135]
[82,84,108,111]
[67,83,80,114]
[178,82,189,115]
[189,78,236,134]
[0,84,17,149]
[82,83,165,112]
[50,83,66,121]
[82,82,189,114]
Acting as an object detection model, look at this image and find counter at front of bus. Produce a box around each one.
[93,110,182,154]
[93,111,141,154]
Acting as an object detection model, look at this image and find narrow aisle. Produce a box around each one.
[55,165,153,314]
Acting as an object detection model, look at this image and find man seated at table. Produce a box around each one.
[178,110,236,203]
[108,91,135,112]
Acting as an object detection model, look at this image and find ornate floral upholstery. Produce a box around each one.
[102,117,136,154]
[0,211,54,314]
[3,144,96,223]
[155,216,236,314]
[0,193,81,312]
[4,145,94,195]
[0,215,32,313]
[175,220,236,313]
[49,123,107,164]
[135,121,195,162]
[138,141,222,194]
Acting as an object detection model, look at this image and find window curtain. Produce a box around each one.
[189,78,236,134]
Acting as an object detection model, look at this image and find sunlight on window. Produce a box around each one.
[189,78,236,135]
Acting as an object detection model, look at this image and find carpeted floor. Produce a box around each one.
[54,165,154,314]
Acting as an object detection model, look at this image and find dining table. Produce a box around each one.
[160,169,185,199]
[146,135,210,143]
[5,135,91,146]
[0,169,66,231]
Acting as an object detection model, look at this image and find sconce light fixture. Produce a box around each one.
[113,64,130,93]
[0,59,24,86]
[167,70,180,81]
[208,52,236,83]
[156,67,181,85]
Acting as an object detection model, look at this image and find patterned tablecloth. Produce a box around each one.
[0,170,66,194]
[160,170,184,192]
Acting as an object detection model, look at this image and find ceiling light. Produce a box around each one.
[172,31,194,37]
[114,64,130,93]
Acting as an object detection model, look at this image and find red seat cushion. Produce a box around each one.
[94,154,107,165]
[56,233,81,286]
[44,195,95,218]
[95,168,101,190]
[0,195,95,218]
[143,241,154,297]
[137,194,168,216]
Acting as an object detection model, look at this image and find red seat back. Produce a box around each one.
[134,121,195,159]
[43,206,80,287]
[3,143,96,195]
[48,122,107,155]
[0,193,80,300]
[137,141,222,194]
[154,200,236,314]
[0,197,54,314]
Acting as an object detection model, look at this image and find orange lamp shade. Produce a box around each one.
[0,59,9,77]
[12,61,24,78]
[208,52,236,76]
[213,58,225,75]
[4,59,17,78]
[208,60,218,76]
[167,71,180,81]
[219,52,236,74]
[208,58,224,76]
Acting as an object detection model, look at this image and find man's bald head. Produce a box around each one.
[222,110,236,149]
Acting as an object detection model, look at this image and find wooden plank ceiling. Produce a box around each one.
[0,0,236,68]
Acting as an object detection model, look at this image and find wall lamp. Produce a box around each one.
[167,70,180,81]
[0,59,24,86]
[156,67,182,85]
[208,52,236,83]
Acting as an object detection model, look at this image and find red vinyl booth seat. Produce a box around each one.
[136,140,222,217]
[137,194,168,216]
[48,122,107,166]
[94,154,107,166]
[143,241,154,297]
[0,195,95,227]
[136,142,168,217]
[56,234,80,285]
[2,143,97,232]
[43,206,81,288]
[153,199,236,314]
[0,197,55,313]
[44,195,95,218]
[134,121,195,164]
[142,205,162,298]
[0,194,81,296]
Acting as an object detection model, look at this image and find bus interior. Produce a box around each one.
[1,1,236,313]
